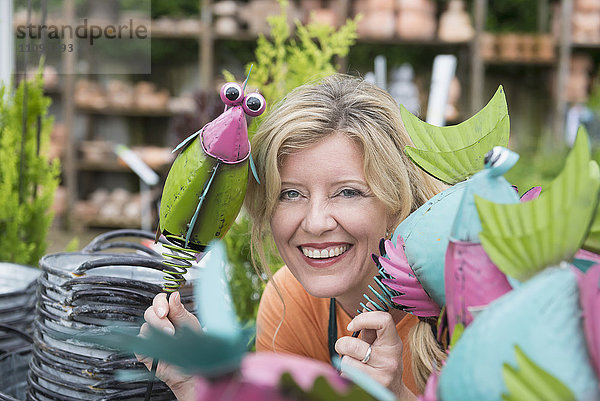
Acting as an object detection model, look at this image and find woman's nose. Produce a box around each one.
[301,200,337,236]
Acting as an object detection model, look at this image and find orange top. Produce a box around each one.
[256,266,419,395]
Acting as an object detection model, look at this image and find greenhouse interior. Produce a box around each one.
[1,0,600,400]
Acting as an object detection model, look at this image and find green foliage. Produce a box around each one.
[0,71,60,266]
[501,345,575,401]
[64,237,80,253]
[222,216,266,323]
[224,0,359,138]
[150,0,199,19]
[223,215,283,324]
[486,0,539,33]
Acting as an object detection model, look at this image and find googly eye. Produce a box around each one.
[484,146,507,167]
[220,82,244,106]
[242,92,266,117]
[484,146,519,177]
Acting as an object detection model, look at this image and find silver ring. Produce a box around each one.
[361,345,372,364]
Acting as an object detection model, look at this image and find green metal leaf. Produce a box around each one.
[279,372,378,401]
[501,345,576,401]
[584,204,600,254]
[330,357,396,401]
[475,127,600,281]
[401,86,509,184]
[83,324,252,377]
[449,323,465,349]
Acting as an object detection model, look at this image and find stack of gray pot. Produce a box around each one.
[27,230,196,401]
[0,263,40,401]
[0,263,39,353]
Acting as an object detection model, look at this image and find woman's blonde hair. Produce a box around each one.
[244,73,446,391]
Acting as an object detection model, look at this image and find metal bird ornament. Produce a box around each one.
[365,86,517,319]
[158,73,265,253]
[428,128,600,401]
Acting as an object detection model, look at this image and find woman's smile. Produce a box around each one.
[298,243,353,267]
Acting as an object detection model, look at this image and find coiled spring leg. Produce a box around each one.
[161,235,196,292]
[146,234,196,401]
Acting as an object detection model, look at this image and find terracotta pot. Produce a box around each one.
[572,12,600,44]
[497,33,520,61]
[396,10,436,40]
[520,35,536,62]
[240,0,298,35]
[357,10,395,39]
[309,8,337,27]
[301,0,323,23]
[213,1,238,16]
[397,0,435,14]
[575,0,600,13]
[438,0,474,42]
[365,0,396,11]
[214,16,239,36]
[535,34,555,61]
[479,32,497,61]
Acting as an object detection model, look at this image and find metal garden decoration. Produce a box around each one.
[155,70,265,290]
[363,86,600,400]
[137,70,266,400]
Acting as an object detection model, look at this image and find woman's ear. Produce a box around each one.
[385,212,399,239]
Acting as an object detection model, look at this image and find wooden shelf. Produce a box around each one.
[43,86,63,95]
[572,42,600,49]
[81,218,142,229]
[76,160,130,172]
[355,37,472,46]
[483,59,556,66]
[77,159,171,173]
[75,105,174,117]
[151,21,204,39]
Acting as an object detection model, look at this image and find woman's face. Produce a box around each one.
[270,132,390,303]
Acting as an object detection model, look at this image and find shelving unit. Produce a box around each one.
[55,0,186,229]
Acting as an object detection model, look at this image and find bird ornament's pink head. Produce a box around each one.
[201,79,266,164]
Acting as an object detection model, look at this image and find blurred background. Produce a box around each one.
[2,0,600,320]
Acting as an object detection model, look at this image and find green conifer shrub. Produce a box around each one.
[0,72,60,266]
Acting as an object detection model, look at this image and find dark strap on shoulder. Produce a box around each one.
[328,298,338,363]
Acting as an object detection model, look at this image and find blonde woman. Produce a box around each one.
[143,74,446,400]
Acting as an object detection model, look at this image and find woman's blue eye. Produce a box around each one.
[340,188,361,197]
[280,190,300,200]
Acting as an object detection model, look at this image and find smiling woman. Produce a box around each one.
[140,74,448,400]
[244,74,447,398]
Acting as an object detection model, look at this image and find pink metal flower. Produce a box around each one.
[378,237,441,317]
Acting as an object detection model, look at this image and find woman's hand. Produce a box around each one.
[334,311,416,401]
[138,291,202,401]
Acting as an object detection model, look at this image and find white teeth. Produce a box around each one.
[302,245,349,259]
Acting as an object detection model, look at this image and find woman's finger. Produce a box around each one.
[167,291,202,331]
[360,302,378,344]
[338,353,377,379]
[347,311,398,345]
[335,336,372,363]
[152,292,169,318]
[143,305,175,335]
